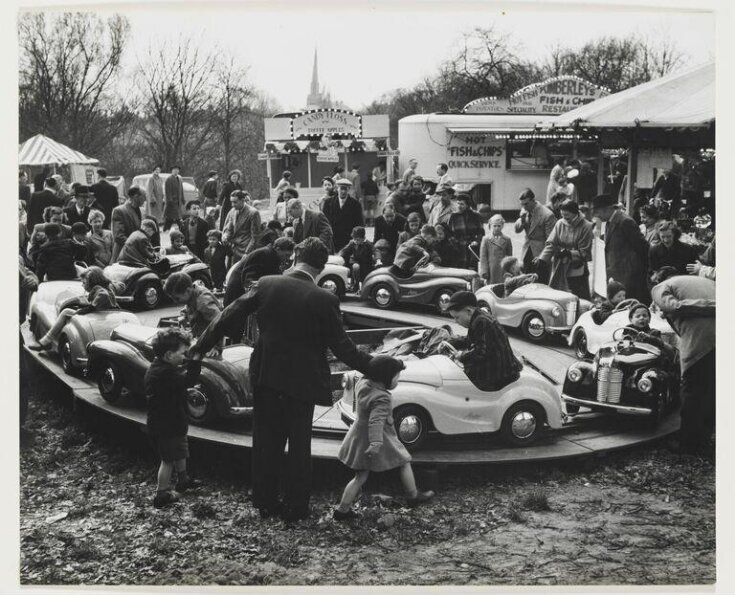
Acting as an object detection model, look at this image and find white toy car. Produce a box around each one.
[568,299,676,359]
[337,341,563,451]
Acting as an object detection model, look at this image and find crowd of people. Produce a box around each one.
[18,154,716,515]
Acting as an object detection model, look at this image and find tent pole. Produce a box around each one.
[626,131,638,216]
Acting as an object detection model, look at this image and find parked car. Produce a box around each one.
[86,322,253,425]
[130,173,200,204]
[104,253,213,310]
[568,299,675,359]
[223,254,351,299]
[27,280,139,375]
[337,339,563,451]
[561,327,680,425]
[474,282,593,343]
[360,263,483,312]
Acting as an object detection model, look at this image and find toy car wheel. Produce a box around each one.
[190,272,213,289]
[371,282,396,309]
[572,329,591,359]
[501,402,545,446]
[434,288,455,313]
[135,281,162,310]
[97,360,124,404]
[393,405,430,451]
[318,275,345,298]
[186,378,219,425]
[59,336,79,375]
[521,311,546,343]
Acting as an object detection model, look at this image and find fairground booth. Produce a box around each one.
[260,110,396,206]
[398,76,610,211]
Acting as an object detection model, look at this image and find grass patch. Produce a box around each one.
[522,488,551,511]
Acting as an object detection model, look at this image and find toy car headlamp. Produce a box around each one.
[567,365,584,383]
[551,306,562,317]
[637,370,658,393]
[465,281,472,291]
[341,373,353,391]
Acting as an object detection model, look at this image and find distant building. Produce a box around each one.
[305,48,333,110]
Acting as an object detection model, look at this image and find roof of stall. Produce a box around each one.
[399,113,552,131]
[541,61,715,129]
[19,134,99,166]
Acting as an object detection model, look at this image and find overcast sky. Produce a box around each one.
[100,4,715,113]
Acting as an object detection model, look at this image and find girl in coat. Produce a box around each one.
[479,214,513,284]
[536,200,594,300]
[334,356,435,520]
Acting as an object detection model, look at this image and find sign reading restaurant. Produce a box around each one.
[291,109,362,139]
[463,76,609,115]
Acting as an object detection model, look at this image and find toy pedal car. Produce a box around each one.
[27,280,140,376]
[105,253,213,310]
[86,323,253,425]
[360,262,483,313]
[561,327,680,425]
[474,282,592,343]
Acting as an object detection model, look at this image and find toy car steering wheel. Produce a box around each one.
[438,340,459,359]
[415,255,430,269]
[613,298,641,313]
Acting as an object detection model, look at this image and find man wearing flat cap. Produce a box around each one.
[591,194,650,303]
[322,178,364,252]
[445,291,522,392]
[427,184,457,227]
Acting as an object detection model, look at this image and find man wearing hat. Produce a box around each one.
[592,194,649,303]
[445,291,523,392]
[111,186,146,262]
[427,184,457,227]
[322,178,364,252]
[63,185,92,226]
[90,168,119,230]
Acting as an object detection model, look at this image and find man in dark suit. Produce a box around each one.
[111,186,145,262]
[63,186,92,226]
[373,202,407,257]
[164,165,186,231]
[90,168,120,230]
[223,237,294,306]
[592,194,650,303]
[201,171,219,208]
[191,238,374,522]
[322,178,364,252]
[19,170,31,206]
[180,200,212,259]
[26,177,63,233]
[651,168,682,217]
[286,198,333,250]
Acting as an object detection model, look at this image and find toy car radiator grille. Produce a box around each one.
[565,302,577,326]
[597,366,623,403]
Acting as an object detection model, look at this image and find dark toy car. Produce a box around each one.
[104,253,213,310]
[561,328,680,425]
[360,263,483,312]
[86,322,252,425]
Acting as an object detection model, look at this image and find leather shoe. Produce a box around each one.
[406,490,435,508]
[333,508,359,521]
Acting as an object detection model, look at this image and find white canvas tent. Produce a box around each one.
[18,133,99,167]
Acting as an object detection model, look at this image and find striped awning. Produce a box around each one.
[18,134,99,166]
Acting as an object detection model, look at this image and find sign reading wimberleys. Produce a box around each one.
[463,76,609,115]
[291,109,362,139]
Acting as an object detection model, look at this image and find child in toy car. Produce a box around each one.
[591,278,627,325]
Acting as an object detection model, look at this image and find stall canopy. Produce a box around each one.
[18,133,99,166]
[543,61,715,129]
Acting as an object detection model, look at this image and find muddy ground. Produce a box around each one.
[20,380,714,587]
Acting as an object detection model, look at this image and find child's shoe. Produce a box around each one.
[176,477,201,493]
[153,490,181,508]
[333,508,359,521]
[406,490,435,508]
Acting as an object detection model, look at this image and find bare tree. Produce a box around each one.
[213,56,254,175]
[137,37,221,173]
[18,12,133,156]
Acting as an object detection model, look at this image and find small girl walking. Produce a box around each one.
[334,356,434,521]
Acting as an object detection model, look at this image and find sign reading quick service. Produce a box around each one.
[447,133,505,179]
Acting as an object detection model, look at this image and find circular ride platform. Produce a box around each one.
[21,297,679,466]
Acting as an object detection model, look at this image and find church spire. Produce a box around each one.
[310,47,319,96]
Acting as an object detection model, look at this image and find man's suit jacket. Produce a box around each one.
[293,209,334,251]
[322,195,364,252]
[90,180,119,229]
[181,216,211,259]
[604,208,649,303]
[111,202,142,262]
[63,204,92,227]
[514,202,556,260]
[223,245,281,307]
[164,175,185,220]
[223,205,262,260]
[195,269,372,406]
[26,189,63,233]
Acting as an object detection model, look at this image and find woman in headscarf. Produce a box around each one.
[217,169,243,229]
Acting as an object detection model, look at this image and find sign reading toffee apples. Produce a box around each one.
[463,76,609,115]
[291,110,362,139]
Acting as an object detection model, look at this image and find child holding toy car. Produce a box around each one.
[145,327,201,508]
[334,355,434,521]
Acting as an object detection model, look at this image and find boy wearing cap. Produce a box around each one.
[445,291,523,392]
[592,278,626,325]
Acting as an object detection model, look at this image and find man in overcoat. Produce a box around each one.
[514,188,556,283]
[222,190,261,261]
[592,194,650,303]
[163,165,186,231]
[190,238,374,522]
[111,186,145,262]
[322,179,364,252]
[90,168,119,230]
